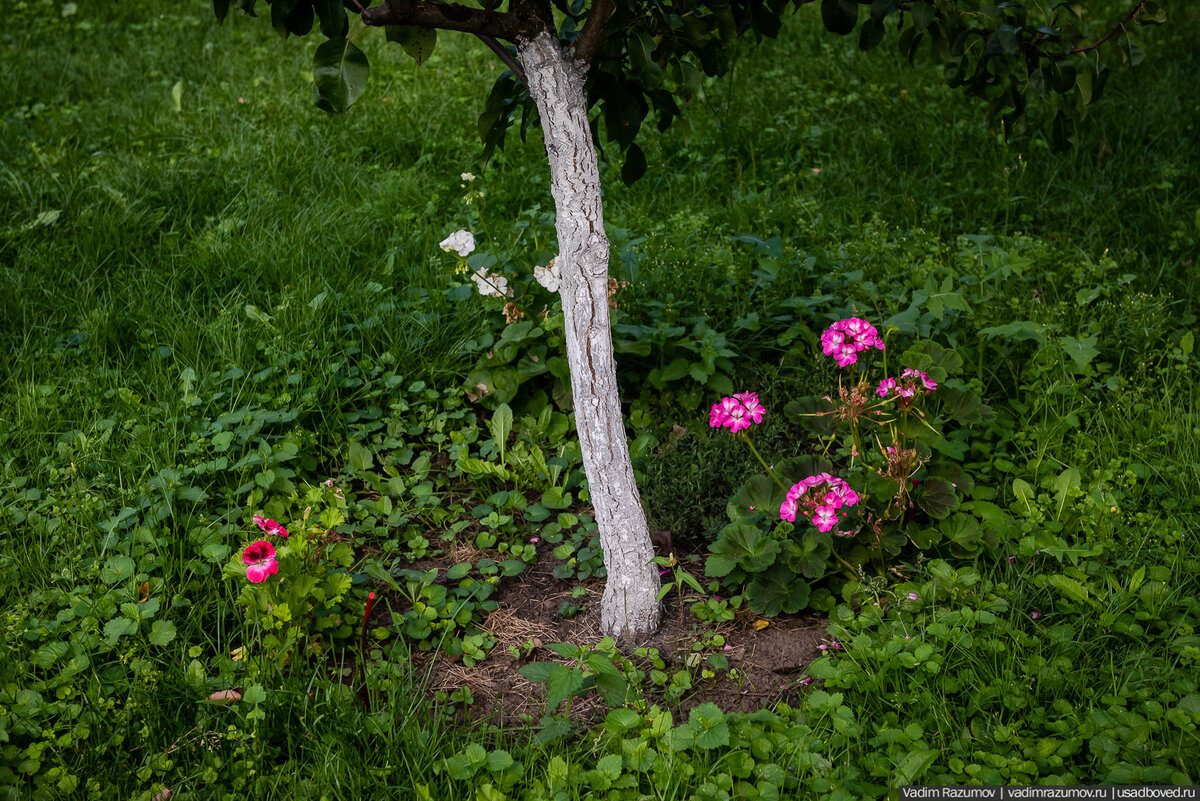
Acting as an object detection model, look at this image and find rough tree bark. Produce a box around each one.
[517,31,662,643]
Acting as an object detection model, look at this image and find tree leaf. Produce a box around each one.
[313,0,347,37]
[858,17,885,50]
[386,25,437,65]
[621,143,648,186]
[312,37,370,114]
[820,0,859,35]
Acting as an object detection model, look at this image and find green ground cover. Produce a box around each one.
[1,1,1198,798]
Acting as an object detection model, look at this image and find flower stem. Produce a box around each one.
[355,591,376,704]
[742,433,788,492]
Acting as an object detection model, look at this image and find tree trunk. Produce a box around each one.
[517,31,662,643]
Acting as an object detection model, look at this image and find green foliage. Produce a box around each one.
[0,1,1196,797]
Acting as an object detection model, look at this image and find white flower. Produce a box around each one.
[438,230,475,257]
[471,268,511,298]
[534,256,561,293]
[461,172,476,183]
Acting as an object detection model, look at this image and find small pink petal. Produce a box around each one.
[246,559,279,583]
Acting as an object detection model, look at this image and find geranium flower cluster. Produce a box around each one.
[471,267,513,298]
[439,229,475,257]
[780,473,859,532]
[821,318,885,367]
[709,392,765,433]
[243,540,279,583]
[534,257,561,293]
[243,515,288,583]
[253,514,289,538]
[876,368,937,399]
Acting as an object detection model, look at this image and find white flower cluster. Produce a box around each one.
[461,172,476,183]
[533,256,561,293]
[439,230,475,257]
[471,267,512,298]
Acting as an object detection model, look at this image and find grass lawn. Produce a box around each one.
[1,1,1197,798]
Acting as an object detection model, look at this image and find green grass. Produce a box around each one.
[1,0,1198,798]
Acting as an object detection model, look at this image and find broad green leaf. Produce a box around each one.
[621,143,648,186]
[940,513,983,557]
[386,25,437,65]
[313,0,347,37]
[1012,478,1036,511]
[242,684,266,705]
[486,750,514,772]
[541,487,572,509]
[349,441,373,472]
[149,620,177,646]
[544,664,585,712]
[895,749,938,784]
[1049,574,1098,608]
[103,617,139,645]
[1058,335,1099,371]
[312,38,370,114]
[746,564,810,616]
[728,474,786,521]
[917,479,958,519]
[596,753,623,780]
[518,661,557,683]
[490,403,513,463]
[709,522,780,573]
[185,659,208,694]
[1052,467,1081,520]
[858,17,884,50]
[100,555,135,585]
[820,0,859,35]
[31,641,70,669]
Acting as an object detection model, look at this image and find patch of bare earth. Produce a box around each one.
[407,552,829,728]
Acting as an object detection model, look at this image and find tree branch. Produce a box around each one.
[477,34,528,89]
[572,0,614,65]
[1056,1,1146,58]
[361,0,520,40]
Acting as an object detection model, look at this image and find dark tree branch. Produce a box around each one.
[477,33,528,89]
[1053,1,1146,58]
[361,0,520,40]
[572,0,614,65]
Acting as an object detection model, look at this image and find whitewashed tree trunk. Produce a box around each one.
[517,32,661,643]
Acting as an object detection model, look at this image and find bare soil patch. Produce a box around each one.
[405,551,829,727]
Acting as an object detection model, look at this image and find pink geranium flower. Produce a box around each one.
[780,497,799,523]
[876,378,896,397]
[821,318,885,367]
[902,368,937,390]
[811,505,838,532]
[242,540,279,583]
[252,515,289,538]
[709,394,765,433]
[783,474,859,530]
